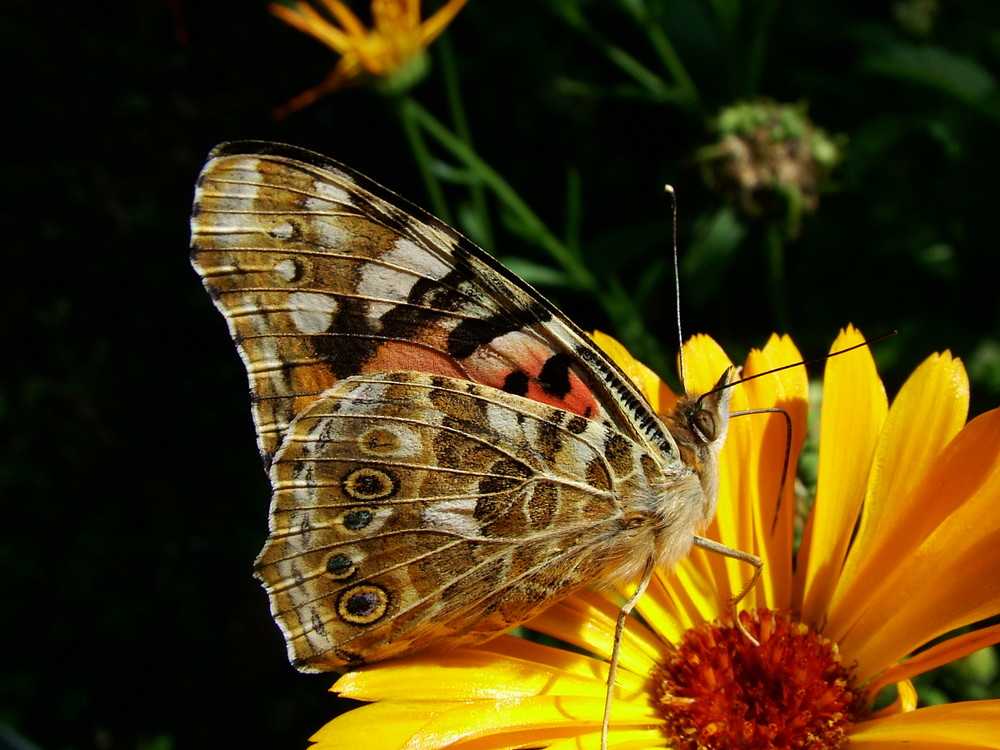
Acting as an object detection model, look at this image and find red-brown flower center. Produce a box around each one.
[654,609,866,749]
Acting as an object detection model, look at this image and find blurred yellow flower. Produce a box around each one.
[309,327,1000,749]
[271,0,469,115]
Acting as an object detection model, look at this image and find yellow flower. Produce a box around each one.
[310,327,1000,748]
[270,0,469,114]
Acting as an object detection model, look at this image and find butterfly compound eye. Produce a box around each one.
[692,410,719,443]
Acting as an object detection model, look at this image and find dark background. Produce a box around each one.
[4,1,999,748]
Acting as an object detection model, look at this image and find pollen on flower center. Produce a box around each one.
[653,609,866,750]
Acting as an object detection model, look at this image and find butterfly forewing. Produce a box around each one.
[190,141,673,469]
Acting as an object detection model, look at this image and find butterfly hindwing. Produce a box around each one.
[256,370,663,670]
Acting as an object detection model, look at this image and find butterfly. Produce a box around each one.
[190,141,759,746]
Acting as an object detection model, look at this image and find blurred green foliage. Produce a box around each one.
[3,0,998,747]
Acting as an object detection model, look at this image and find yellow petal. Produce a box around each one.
[830,350,970,636]
[681,334,733,398]
[897,679,918,713]
[867,623,1000,698]
[835,407,1000,679]
[479,634,618,678]
[311,696,664,750]
[692,334,806,614]
[849,700,1000,747]
[272,2,354,53]
[868,679,919,719]
[334,646,608,702]
[418,0,470,46]
[318,0,368,37]
[484,634,654,708]
[865,349,969,524]
[310,700,458,750]
[544,728,670,750]
[673,335,753,613]
[735,334,807,609]
[796,325,887,624]
[523,590,660,682]
[638,562,723,644]
[402,695,658,749]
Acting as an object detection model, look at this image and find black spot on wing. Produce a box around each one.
[310,295,380,379]
[447,301,552,359]
[537,352,572,398]
[535,420,562,458]
[502,369,530,396]
[603,432,635,477]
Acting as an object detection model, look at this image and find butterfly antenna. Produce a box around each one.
[666,185,686,389]
[700,331,897,402]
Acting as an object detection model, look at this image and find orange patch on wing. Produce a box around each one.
[291,363,338,414]
[523,372,598,418]
[366,340,466,379]
[460,331,602,419]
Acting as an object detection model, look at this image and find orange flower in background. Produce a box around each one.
[271,0,469,115]
[304,327,1000,749]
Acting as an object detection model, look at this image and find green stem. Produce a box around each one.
[601,40,674,101]
[643,19,700,109]
[402,98,598,293]
[437,33,494,249]
[560,7,673,102]
[745,0,779,95]
[398,96,453,225]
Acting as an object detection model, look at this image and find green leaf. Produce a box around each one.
[862,43,1000,122]
[499,256,572,288]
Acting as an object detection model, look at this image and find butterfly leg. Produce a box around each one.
[692,535,764,646]
[602,556,655,750]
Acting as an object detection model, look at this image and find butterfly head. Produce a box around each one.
[662,367,735,526]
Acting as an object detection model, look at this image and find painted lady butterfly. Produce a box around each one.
[190,141,758,743]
